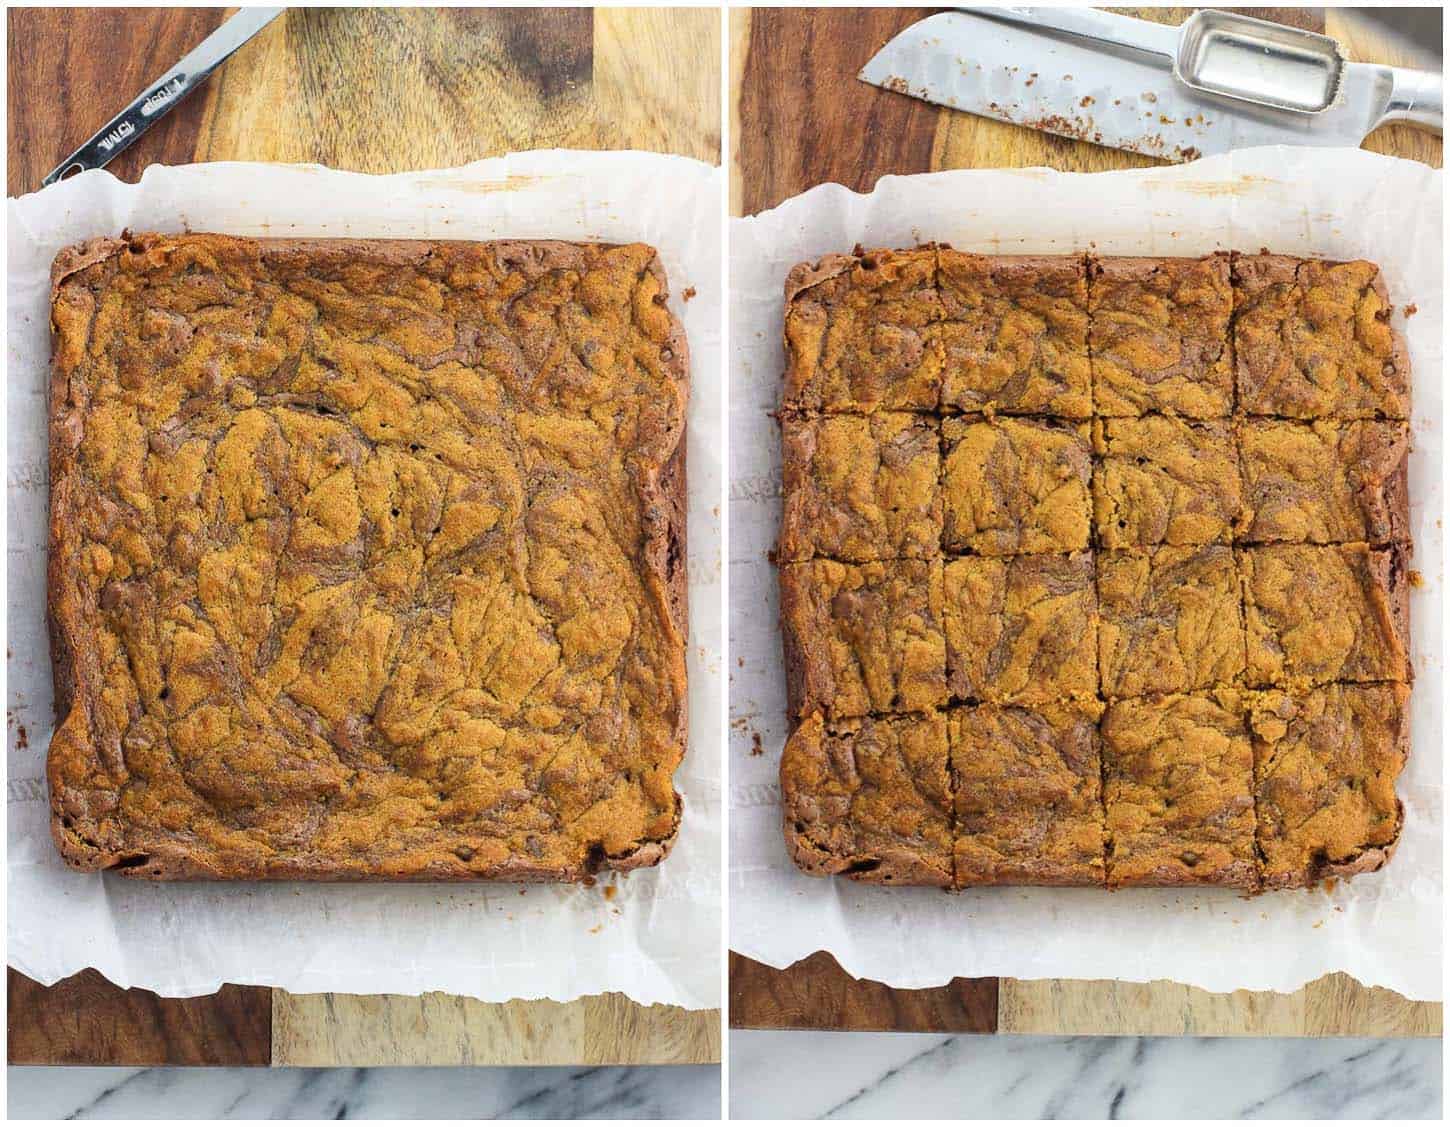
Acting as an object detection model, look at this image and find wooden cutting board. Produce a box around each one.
[5,5,720,1068]
[729,6,1442,1037]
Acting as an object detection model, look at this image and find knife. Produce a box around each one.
[42,7,285,187]
[859,8,1442,162]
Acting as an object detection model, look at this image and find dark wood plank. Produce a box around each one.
[735,8,943,215]
[7,7,229,196]
[729,952,998,1033]
[8,968,271,1066]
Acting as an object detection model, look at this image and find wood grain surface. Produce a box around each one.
[729,952,998,1033]
[7,5,721,1068]
[729,5,1442,1037]
[8,6,720,196]
[272,991,721,1067]
[8,969,270,1066]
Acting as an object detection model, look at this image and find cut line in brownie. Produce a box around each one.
[48,233,688,882]
[951,700,1105,887]
[781,711,954,887]
[1089,254,1233,419]
[1248,682,1408,890]
[941,415,1092,556]
[1236,418,1410,547]
[778,410,942,562]
[776,245,1415,894]
[780,558,947,723]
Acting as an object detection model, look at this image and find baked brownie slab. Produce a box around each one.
[1240,544,1411,687]
[1248,683,1408,890]
[1232,254,1410,420]
[951,700,1105,886]
[936,251,1092,418]
[781,711,953,887]
[1097,546,1245,699]
[940,415,1092,556]
[1237,418,1411,546]
[780,559,947,722]
[783,248,943,413]
[943,553,1097,706]
[1092,415,1245,548]
[47,233,688,881]
[778,411,942,562]
[1088,254,1233,418]
[1102,692,1257,889]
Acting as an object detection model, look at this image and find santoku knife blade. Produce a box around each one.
[859,9,1441,162]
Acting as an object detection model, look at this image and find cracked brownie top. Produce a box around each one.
[952,700,1104,887]
[1233,255,1410,420]
[941,415,1091,556]
[781,711,954,888]
[937,250,1092,418]
[47,233,688,881]
[1102,692,1257,889]
[1089,254,1233,419]
[1248,682,1409,890]
[777,246,1414,893]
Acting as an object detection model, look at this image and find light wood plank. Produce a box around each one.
[582,994,722,1065]
[728,7,752,216]
[272,991,721,1067]
[998,975,1442,1037]
[581,8,721,163]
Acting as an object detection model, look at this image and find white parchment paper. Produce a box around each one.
[729,147,1442,1001]
[8,151,722,1009]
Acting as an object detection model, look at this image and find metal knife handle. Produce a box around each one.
[41,7,284,187]
[1381,67,1443,134]
[957,6,1180,63]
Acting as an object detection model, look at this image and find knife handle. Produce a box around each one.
[41,68,207,186]
[1381,67,1443,134]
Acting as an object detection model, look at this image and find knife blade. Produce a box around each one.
[858,10,1440,162]
[42,7,285,187]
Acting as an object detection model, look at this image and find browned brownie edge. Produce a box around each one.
[46,234,690,882]
[780,713,954,888]
[1255,683,1410,892]
[1231,252,1412,420]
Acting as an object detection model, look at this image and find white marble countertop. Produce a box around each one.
[11,1037,1440,1119]
[7,1064,721,1120]
[729,1033,1442,1120]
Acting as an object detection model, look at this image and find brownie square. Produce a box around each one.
[783,248,943,413]
[941,415,1092,555]
[1240,544,1412,686]
[778,411,942,562]
[1233,255,1410,420]
[1097,546,1245,698]
[1248,683,1408,890]
[1102,692,1257,888]
[944,553,1097,705]
[781,712,954,886]
[1089,255,1233,418]
[1237,419,1411,546]
[46,234,688,882]
[951,700,1105,886]
[780,559,948,722]
[937,251,1091,418]
[1093,415,1244,548]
